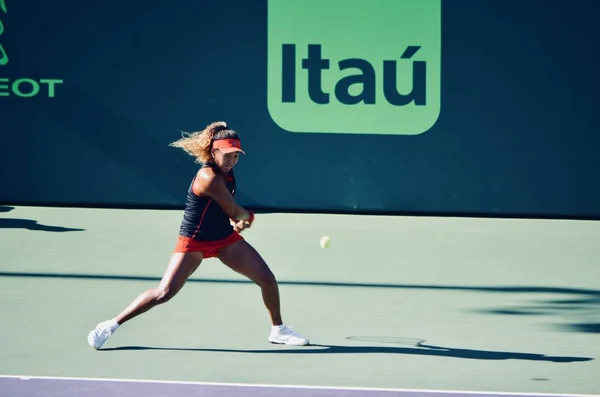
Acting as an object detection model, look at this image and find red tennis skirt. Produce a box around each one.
[173,232,244,258]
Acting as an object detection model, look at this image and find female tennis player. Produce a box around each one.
[87,121,309,348]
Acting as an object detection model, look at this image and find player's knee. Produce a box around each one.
[155,286,176,304]
[256,270,277,288]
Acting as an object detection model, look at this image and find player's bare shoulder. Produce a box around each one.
[194,165,227,196]
[192,166,217,196]
[197,165,217,181]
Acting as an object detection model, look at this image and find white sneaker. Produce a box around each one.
[268,325,310,346]
[87,321,116,349]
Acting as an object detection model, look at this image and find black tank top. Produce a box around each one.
[179,162,236,241]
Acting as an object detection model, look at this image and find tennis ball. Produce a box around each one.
[320,236,331,248]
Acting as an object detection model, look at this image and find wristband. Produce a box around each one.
[247,210,255,224]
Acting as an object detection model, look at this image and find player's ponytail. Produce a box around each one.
[170,121,235,163]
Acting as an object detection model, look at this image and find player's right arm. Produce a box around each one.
[192,168,254,223]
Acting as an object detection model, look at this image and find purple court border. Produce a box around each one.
[0,376,596,397]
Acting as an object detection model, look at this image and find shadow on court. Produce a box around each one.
[0,218,85,232]
[98,343,593,363]
[1,271,598,334]
[469,296,600,334]
[0,270,598,296]
[1,205,84,232]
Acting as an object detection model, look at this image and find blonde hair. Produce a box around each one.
[169,121,238,163]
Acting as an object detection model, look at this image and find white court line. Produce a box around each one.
[0,375,597,397]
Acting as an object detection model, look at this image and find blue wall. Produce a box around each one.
[1,0,599,218]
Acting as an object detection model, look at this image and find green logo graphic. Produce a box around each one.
[267,0,441,135]
[0,0,64,98]
[0,0,7,66]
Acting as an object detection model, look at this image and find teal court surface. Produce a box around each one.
[0,205,599,396]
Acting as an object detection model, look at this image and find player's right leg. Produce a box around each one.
[87,251,203,349]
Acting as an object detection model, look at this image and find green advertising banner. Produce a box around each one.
[267,0,441,135]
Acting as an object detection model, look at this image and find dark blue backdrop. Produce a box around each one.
[1,0,599,218]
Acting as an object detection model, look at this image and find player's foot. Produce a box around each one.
[87,319,119,349]
[268,325,310,346]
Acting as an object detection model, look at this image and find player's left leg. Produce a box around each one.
[218,239,310,346]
